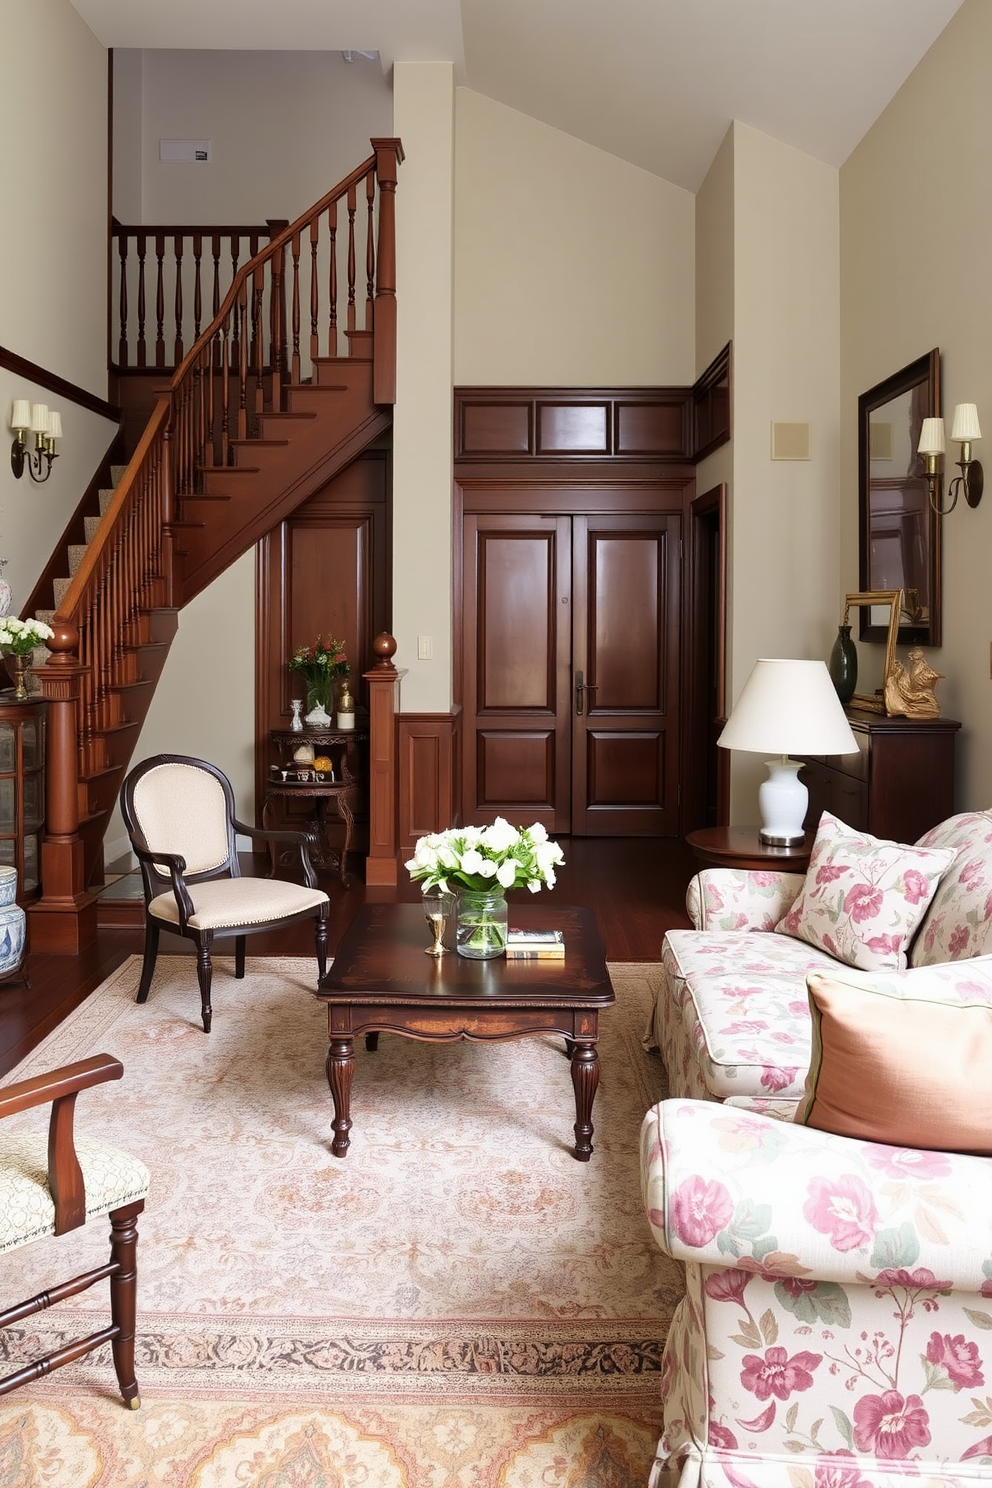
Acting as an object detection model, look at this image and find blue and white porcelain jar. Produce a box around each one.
[0,867,25,977]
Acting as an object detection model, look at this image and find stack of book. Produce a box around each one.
[505,928,565,960]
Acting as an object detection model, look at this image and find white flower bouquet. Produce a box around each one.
[405,818,564,896]
[0,617,54,656]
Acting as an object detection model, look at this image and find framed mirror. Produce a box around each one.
[858,348,941,646]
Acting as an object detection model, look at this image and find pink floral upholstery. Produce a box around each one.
[651,811,992,1109]
[641,1098,992,1487]
[912,811,992,967]
[775,812,955,971]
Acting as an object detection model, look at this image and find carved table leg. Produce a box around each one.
[334,790,355,886]
[326,1036,355,1157]
[569,1040,599,1161]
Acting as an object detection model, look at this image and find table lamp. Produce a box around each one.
[717,659,859,845]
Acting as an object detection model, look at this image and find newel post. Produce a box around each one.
[370,137,404,407]
[363,633,406,886]
[28,624,97,954]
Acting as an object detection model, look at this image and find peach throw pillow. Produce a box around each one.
[796,968,992,1154]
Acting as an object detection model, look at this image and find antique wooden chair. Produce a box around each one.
[120,754,330,1033]
[0,1053,149,1406]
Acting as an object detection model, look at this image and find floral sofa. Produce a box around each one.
[639,809,992,1485]
[640,1097,992,1487]
[647,809,992,1110]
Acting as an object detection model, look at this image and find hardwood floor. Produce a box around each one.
[0,836,696,1079]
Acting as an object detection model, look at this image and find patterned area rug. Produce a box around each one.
[0,954,679,1486]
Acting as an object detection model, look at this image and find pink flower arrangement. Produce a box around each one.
[803,1175,878,1251]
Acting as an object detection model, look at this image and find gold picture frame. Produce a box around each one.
[843,589,903,714]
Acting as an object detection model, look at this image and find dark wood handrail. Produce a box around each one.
[0,345,120,422]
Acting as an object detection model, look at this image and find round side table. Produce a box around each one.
[685,826,814,874]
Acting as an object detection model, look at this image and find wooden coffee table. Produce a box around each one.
[316,903,615,1161]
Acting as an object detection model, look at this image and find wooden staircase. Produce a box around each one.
[27,139,402,953]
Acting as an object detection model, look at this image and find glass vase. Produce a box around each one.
[828,624,858,705]
[455,887,509,959]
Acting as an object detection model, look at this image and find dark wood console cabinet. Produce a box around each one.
[798,709,960,844]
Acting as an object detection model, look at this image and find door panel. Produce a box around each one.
[462,515,571,831]
[460,510,680,835]
[571,515,680,834]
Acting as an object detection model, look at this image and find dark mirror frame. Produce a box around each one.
[858,348,941,646]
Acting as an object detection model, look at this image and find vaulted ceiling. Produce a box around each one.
[68,0,965,191]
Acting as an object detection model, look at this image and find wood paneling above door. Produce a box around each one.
[455,388,692,464]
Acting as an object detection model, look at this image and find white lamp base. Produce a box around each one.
[758,758,808,846]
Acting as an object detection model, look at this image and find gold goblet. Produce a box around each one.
[423,893,454,956]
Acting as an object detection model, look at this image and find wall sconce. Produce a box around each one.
[918,403,983,515]
[9,401,61,483]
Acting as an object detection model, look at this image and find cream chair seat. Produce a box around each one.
[120,754,330,1032]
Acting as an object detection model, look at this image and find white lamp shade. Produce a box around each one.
[718,659,859,758]
[917,417,945,456]
[46,411,62,441]
[951,403,981,442]
[30,404,49,435]
[9,401,30,432]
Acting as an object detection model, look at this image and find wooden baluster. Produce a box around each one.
[192,233,203,341]
[347,183,357,336]
[173,233,184,365]
[310,218,320,364]
[372,138,403,405]
[253,267,265,418]
[211,234,222,366]
[365,166,376,330]
[205,338,217,469]
[328,202,338,357]
[221,323,231,468]
[154,233,166,367]
[364,634,405,886]
[136,232,147,368]
[117,232,129,367]
[271,245,286,412]
[290,230,301,384]
[237,281,249,441]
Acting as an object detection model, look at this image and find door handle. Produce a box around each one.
[574,670,598,716]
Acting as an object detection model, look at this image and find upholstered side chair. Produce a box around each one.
[120,754,330,1033]
[0,1053,149,1407]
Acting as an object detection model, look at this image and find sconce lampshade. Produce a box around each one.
[718,659,859,845]
[9,401,30,433]
[951,403,981,442]
[917,417,945,456]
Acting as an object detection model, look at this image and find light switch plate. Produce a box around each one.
[417,635,433,660]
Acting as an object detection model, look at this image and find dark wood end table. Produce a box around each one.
[686,825,815,874]
[316,903,615,1162]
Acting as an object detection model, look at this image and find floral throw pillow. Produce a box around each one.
[774,811,956,971]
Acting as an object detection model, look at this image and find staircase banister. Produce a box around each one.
[168,152,380,392]
[50,395,172,628]
[112,218,289,238]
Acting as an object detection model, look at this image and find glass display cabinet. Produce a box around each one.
[0,697,46,903]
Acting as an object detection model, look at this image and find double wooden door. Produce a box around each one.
[461,511,681,835]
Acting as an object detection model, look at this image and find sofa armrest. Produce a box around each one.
[686,869,806,930]
[641,1098,992,1292]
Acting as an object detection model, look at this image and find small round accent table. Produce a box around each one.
[685,826,815,874]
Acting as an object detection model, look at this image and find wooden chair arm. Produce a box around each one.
[233,819,320,888]
[0,1054,123,1235]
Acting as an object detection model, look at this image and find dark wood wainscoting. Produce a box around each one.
[254,443,390,817]
[397,710,462,856]
[454,387,697,837]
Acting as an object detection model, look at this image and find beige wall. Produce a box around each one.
[114,49,391,224]
[391,62,455,714]
[0,0,108,393]
[0,0,117,618]
[841,0,990,810]
[453,90,695,387]
[725,125,841,820]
